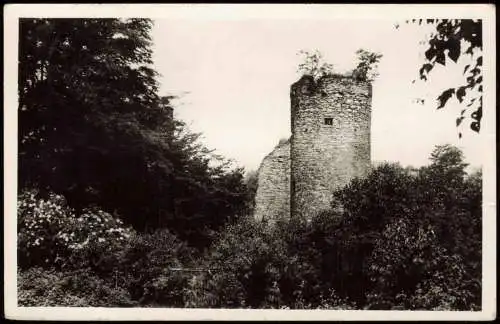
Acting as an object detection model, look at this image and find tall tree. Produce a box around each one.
[18,18,248,249]
[19,18,164,196]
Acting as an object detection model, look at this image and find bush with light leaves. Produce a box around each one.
[59,208,133,250]
[17,188,135,270]
[18,189,74,268]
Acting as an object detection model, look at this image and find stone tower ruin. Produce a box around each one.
[253,74,372,222]
[290,74,371,219]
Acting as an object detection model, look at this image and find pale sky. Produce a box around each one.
[151,18,484,172]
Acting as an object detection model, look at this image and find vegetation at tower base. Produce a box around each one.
[185,145,481,310]
[18,144,481,309]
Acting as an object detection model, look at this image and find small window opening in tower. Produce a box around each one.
[324,117,333,125]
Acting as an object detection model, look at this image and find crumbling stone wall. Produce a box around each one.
[290,74,372,219]
[253,74,372,223]
[254,139,291,222]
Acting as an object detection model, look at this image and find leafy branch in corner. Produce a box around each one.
[407,19,482,138]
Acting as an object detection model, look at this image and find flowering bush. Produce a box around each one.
[57,206,135,272]
[18,188,135,269]
[18,189,75,268]
[17,190,196,307]
[58,207,133,251]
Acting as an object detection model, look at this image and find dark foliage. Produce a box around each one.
[18,144,481,309]
[18,267,137,307]
[18,18,248,249]
[244,170,259,214]
[406,19,483,136]
[183,145,481,310]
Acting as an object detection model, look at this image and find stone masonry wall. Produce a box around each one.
[290,74,372,219]
[254,139,291,222]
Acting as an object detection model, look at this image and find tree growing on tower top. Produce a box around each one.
[351,49,383,82]
[296,50,334,81]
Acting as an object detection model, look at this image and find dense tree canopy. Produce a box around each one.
[19,18,162,203]
[18,18,248,249]
[183,144,481,310]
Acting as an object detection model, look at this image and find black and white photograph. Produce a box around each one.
[4,4,496,321]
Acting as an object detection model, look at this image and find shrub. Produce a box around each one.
[18,227,199,307]
[321,153,481,310]
[297,50,334,80]
[57,207,136,274]
[188,215,359,309]
[186,216,288,308]
[18,267,136,307]
[115,228,196,307]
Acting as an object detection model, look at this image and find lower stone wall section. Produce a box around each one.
[253,139,291,222]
